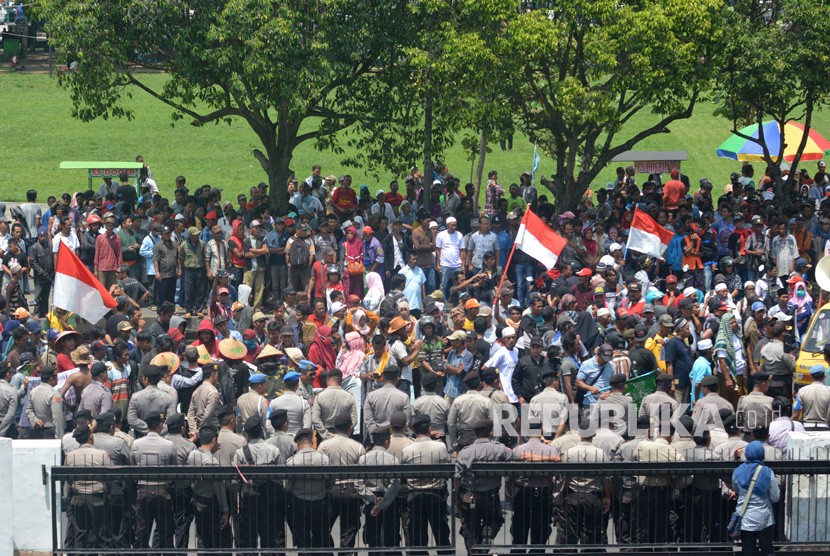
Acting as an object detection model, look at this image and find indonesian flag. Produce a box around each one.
[627,207,674,258]
[515,209,567,269]
[53,241,117,323]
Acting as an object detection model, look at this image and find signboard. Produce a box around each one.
[636,161,677,174]
[89,167,138,179]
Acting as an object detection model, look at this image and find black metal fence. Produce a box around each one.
[50,461,830,555]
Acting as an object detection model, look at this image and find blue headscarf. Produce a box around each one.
[733,441,771,495]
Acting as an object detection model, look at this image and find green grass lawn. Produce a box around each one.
[4,71,830,203]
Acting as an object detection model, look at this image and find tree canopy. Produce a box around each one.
[42,0,412,206]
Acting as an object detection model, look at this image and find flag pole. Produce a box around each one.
[496,241,518,300]
[44,246,58,366]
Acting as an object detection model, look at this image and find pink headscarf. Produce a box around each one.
[336,331,366,379]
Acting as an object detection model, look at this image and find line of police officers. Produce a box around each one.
[52,349,784,554]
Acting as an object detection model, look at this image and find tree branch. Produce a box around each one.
[126,73,238,125]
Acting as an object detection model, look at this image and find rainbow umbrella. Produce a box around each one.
[716,121,830,162]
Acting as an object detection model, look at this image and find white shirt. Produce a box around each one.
[371,203,396,232]
[141,178,159,195]
[389,340,413,383]
[484,345,519,403]
[435,230,464,268]
[768,416,804,454]
[52,230,80,254]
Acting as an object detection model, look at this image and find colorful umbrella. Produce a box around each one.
[716,121,830,162]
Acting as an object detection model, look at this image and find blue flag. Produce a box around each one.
[532,145,541,180]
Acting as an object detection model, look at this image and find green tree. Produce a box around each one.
[715,0,830,183]
[499,0,725,211]
[41,0,412,207]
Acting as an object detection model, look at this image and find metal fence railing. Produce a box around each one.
[49,460,830,555]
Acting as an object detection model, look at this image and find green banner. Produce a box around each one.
[625,371,656,412]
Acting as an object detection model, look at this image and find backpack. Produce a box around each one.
[289,238,310,268]
[379,290,405,315]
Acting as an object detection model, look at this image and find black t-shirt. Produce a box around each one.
[106,313,128,339]
[116,185,138,213]
[663,336,693,388]
[2,250,28,272]
[629,345,658,377]
[119,278,148,303]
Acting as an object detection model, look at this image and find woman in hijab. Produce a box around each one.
[715,311,746,407]
[308,325,337,388]
[335,331,366,423]
[731,441,779,555]
[341,226,365,298]
[363,272,385,312]
[582,226,599,267]
[787,278,813,336]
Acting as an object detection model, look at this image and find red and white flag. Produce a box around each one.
[53,241,117,323]
[515,209,567,269]
[626,207,674,258]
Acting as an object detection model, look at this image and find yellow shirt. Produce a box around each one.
[46,311,76,333]
[644,333,667,373]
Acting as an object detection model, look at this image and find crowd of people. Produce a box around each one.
[0,156,824,554]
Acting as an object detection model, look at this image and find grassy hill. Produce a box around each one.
[4,71,830,203]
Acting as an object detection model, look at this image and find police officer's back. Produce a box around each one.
[78,362,113,417]
[411,372,450,438]
[447,371,494,450]
[0,362,19,437]
[265,409,298,461]
[127,364,176,437]
[363,366,411,435]
[312,369,358,441]
[26,366,65,439]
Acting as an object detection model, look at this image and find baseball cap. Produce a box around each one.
[576,268,593,277]
[598,344,613,358]
[752,301,766,313]
[810,364,826,376]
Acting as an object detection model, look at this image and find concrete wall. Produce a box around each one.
[789,431,830,543]
[0,439,61,556]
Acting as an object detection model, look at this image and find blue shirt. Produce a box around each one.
[445,349,473,399]
[266,229,290,267]
[689,356,713,404]
[576,356,614,405]
[364,237,385,274]
[399,265,426,311]
[663,336,693,389]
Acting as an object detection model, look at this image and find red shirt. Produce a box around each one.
[662,179,686,210]
[385,192,404,207]
[332,186,357,212]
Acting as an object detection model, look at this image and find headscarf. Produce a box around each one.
[365,272,385,298]
[582,227,598,257]
[310,325,337,371]
[352,309,371,336]
[344,227,363,259]
[714,312,736,377]
[790,281,812,310]
[336,331,366,379]
[733,441,772,494]
[71,192,81,209]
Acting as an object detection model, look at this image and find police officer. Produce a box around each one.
[561,419,611,547]
[270,371,311,434]
[793,364,830,431]
[359,427,402,555]
[233,415,284,551]
[363,366,411,436]
[693,375,735,429]
[528,368,569,439]
[511,431,559,550]
[266,408,298,460]
[26,366,64,439]
[285,428,334,552]
[400,414,452,554]
[737,371,774,439]
[187,362,222,435]
[411,372,450,442]
[312,368,358,441]
[447,371,494,451]
[236,372,269,432]
[62,410,94,456]
[64,423,111,549]
[130,411,177,550]
[78,362,113,417]
[512,336,549,404]
[0,361,19,437]
[92,411,130,548]
[164,413,196,550]
[127,364,176,437]
[188,427,231,550]
[480,368,510,404]
[455,419,514,553]
[318,417,365,551]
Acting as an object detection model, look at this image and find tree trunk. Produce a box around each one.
[474,129,487,209]
[541,170,584,213]
[251,118,295,210]
[423,92,434,211]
